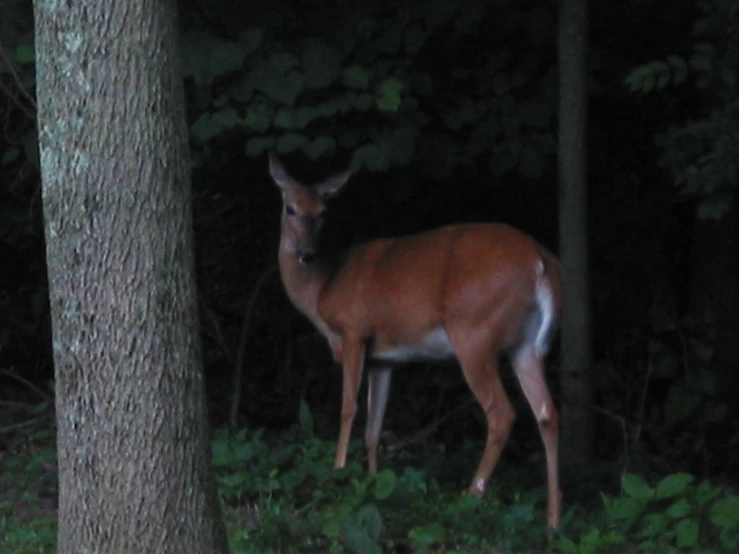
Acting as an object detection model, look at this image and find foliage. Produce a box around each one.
[2,410,739,554]
[213,416,557,553]
[213,426,739,554]
[626,0,739,218]
[0,418,56,554]
[555,473,739,553]
[182,0,557,178]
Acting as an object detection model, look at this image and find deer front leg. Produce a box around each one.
[334,334,366,469]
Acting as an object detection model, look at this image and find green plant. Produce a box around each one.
[554,472,739,553]
[626,0,739,219]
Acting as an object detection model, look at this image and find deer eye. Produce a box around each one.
[285,205,297,216]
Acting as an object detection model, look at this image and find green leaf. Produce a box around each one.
[2,148,20,166]
[352,143,390,171]
[245,136,274,157]
[643,71,656,93]
[356,503,382,540]
[15,44,35,64]
[321,517,341,538]
[274,108,297,129]
[641,513,669,538]
[191,114,221,142]
[318,100,339,117]
[212,107,240,129]
[293,106,320,128]
[409,522,446,549]
[376,77,404,112]
[655,473,694,499]
[343,66,370,89]
[303,42,341,89]
[212,94,229,108]
[303,136,336,160]
[675,517,699,548]
[622,473,653,501]
[696,481,721,505]
[269,52,300,74]
[265,71,305,105]
[275,133,308,154]
[244,102,273,133]
[239,28,263,54]
[666,498,693,518]
[710,496,739,527]
[667,55,688,84]
[181,33,245,85]
[298,400,314,436]
[341,524,377,554]
[373,470,396,500]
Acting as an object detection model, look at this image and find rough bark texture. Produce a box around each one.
[34,1,229,552]
[558,0,595,473]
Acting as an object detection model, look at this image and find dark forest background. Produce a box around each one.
[1,0,738,550]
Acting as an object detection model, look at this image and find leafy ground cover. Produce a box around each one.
[2,405,738,554]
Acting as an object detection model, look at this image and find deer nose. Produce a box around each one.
[297,248,317,264]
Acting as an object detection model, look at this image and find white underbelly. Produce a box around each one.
[371,327,454,363]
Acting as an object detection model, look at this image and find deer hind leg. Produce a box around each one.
[513,347,560,532]
[365,367,392,474]
[334,335,366,469]
[452,335,516,497]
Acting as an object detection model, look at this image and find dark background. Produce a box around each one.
[1,0,737,484]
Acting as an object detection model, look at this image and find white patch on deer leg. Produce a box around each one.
[538,404,550,423]
[474,478,486,495]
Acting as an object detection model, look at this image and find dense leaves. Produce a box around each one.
[178,0,557,175]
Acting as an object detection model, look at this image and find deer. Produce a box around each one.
[269,151,563,533]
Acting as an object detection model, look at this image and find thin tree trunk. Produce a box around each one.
[558,0,594,474]
[34,1,229,552]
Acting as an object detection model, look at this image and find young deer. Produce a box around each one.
[269,152,563,532]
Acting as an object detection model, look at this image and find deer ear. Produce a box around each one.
[268,151,291,189]
[317,169,352,199]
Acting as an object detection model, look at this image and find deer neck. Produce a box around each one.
[278,244,331,333]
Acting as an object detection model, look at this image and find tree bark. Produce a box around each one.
[34,1,229,553]
[558,0,595,474]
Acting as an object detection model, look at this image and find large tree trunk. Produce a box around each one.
[558,0,595,474]
[34,1,229,553]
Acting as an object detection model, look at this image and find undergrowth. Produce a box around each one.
[1,421,738,554]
